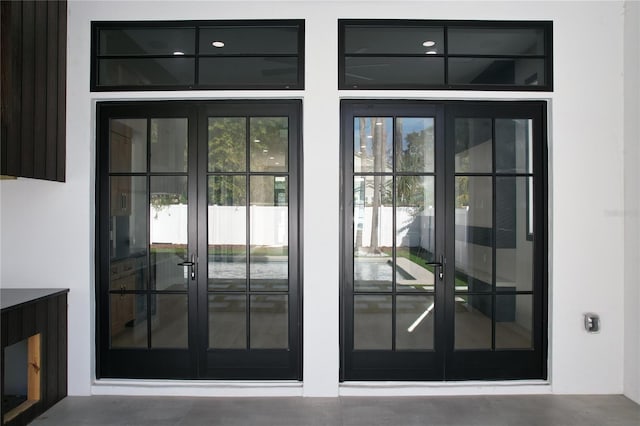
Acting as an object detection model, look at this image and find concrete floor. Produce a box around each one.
[32,395,640,426]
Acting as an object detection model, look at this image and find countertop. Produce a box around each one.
[1,288,69,312]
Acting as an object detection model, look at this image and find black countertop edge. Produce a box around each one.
[1,288,70,312]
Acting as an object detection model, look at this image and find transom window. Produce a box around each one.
[91,20,304,91]
[339,20,553,91]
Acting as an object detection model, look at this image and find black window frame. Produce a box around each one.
[339,19,553,91]
[91,20,305,91]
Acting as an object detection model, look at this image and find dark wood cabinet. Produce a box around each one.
[1,289,69,425]
[1,0,67,182]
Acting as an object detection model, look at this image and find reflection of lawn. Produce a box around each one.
[151,244,187,255]
[387,247,468,289]
[208,245,288,256]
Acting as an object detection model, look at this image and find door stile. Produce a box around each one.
[194,105,209,378]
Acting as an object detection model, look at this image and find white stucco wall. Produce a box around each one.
[624,0,640,405]
[0,0,630,397]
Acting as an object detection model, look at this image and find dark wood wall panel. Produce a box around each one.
[20,0,35,177]
[46,0,60,180]
[1,0,67,182]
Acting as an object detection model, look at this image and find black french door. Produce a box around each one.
[341,100,547,381]
[97,100,301,380]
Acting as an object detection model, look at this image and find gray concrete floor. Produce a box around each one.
[32,395,640,426]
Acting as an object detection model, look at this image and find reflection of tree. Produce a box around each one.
[207,117,288,206]
[456,177,469,208]
[208,118,246,203]
[454,120,471,208]
[368,117,387,253]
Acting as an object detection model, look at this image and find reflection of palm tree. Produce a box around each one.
[369,117,386,253]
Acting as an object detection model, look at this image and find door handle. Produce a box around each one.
[178,254,196,280]
[425,255,445,280]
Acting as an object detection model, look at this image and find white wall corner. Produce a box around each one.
[623,0,640,405]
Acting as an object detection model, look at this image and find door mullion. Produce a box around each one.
[145,118,152,350]
[195,105,208,377]
[439,104,452,378]
[245,116,252,351]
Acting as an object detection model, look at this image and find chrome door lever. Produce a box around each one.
[178,254,196,280]
[425,255,445,280]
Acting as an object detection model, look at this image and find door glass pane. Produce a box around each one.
[98,58,195,87]
[396,176,436,292]
[354,176,393,292]
[496,119,533,174]
[199,58,298,87]
[354,117,393,173]
[354,295,392,350]
[496,294,533,349]
[110,176,148,290]
[99,28,196,56]
[110,294,147,348]
[344,26,444,55]
[396,295,434,350]
[208,176,247,291]
[496,177,533,292]
[250,176,288,292]
[151,294,188,348]
[110,256,146,292]
[150,176,188,291]
[209,294,246,349]
[345,57,444,88]
[396,117,435,173]
[250,117,288,172]
[208,117,246,172]
[455,176,493,292]
[150,118,188,172]
[455,118,492,173]
[250,295,288,349]
[448,27,545,56]
[109,119,147,173]
[455,295,492,350]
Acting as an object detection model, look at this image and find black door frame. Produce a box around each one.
[96,100,303,380]
[340,99,548,381]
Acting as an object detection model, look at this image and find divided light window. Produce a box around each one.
[91,20,304,91]
[339,20,552,91]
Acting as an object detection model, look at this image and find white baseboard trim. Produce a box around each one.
[92,379,304,397]
[339,380,552,396]
[91,379,551,397]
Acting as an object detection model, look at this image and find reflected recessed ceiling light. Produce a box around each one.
[212,41,225,48]
[254,139,261,143]
[263,149,269,153]
[422,40,436,47]
[426,50,438,55]
[173,51,185,55]
[361,144,366,148]
[366,135,373,138]
[275,162,280,165]
[375,121,382,126]
[269,156,275,160]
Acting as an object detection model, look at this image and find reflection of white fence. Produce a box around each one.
[354,207,439,251]
[150,205,288,246]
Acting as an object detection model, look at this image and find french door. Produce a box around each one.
[341,100,547,381]
[97,100,301,380]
